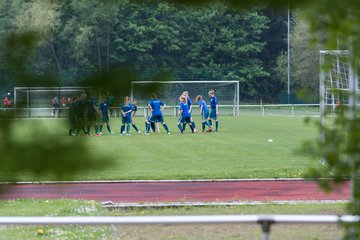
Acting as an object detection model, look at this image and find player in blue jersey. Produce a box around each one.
[130,99,141,133]
[177,96,195,133]
[144,93,170,135]
[145,116,157,133]
[86,92,100,136]
[68,96,78,136]
[76,93,88,135]
[99,95,114,135]
[208,89,219,132]
[106,92,115,116]
[181,91,197,132]
[195,95,212,132]
[120,96,133,135]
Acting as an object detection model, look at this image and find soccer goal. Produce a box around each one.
[13,86,100,118]
[319,50,359,122]
[131,81,240,116]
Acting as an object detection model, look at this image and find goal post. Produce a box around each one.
[13,86,101,118]
[131,81,240,116]
[319,50,360,124]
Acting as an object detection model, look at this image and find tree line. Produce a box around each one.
[0,0,320,103]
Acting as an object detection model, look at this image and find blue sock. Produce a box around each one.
[146,122,150,133]
[177,123,183,133]
[163,123,169,133]
[215,121,218,131]
[209,120,212,126]
[132,124,139,132]
[151,122,156,132]
[120,125,125,134]
[126,124,130,134]
[202,122,205,131]
[189,124,194,133]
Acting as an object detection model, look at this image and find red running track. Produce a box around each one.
[0,180,350,203]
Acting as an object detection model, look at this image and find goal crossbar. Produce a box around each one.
[131,80,240,116]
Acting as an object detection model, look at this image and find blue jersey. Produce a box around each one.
[198,100,208,112]
[132,105,137,112]
[99,102,109,115]
[121,103,132,118]
[149,99,164,115]
[180,102,191,117]
[107,96,115,106]
[87,96,97,114]
[187,97,192,107]
[210,96,218,109]
[69,101,77,117]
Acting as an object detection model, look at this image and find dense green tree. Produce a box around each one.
[0,0,288,101]
[59,0,119,70]
[256,8,288,103]
[112,1,183,71]
[290,13,320,103]
[274,12,321,103]
[183,4,269,99]
[0,0,24,68]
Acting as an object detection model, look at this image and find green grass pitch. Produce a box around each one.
[8,115,319,181]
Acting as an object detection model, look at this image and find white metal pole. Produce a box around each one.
[348,49,358,205]
[237,81,240,116]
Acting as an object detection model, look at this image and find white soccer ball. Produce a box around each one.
[267,139,273,143]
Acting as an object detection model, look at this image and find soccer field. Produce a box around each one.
[6,115,319,181]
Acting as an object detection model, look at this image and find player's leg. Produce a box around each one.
[212,110,218,132]
[144,116,153,135]
[126,123,131,135]
[86,122,91,135]
[177,117,184,133]
[120,117,126,135]
[105,114,113,134]
[94,113,101,136]
[106,122,113,134]
[126,117,132,135]
[190,117,196,132]
[189,123,195,133]
[131,119,140,133]
[159,116,170,134]
[131,123,139,133]
[154,121,159,132]
[204,111,211,130]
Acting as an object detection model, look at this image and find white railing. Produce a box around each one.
[0,215,357,240]
[0,104,322,118]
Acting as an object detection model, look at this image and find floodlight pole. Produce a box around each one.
[287,7,291,104]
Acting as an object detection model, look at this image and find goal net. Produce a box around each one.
[131,81,240,116]
[320,50,359,120]
[13,87,100,118]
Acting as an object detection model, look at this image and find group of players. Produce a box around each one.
[68,90,219,136]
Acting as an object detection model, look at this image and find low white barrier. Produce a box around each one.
[0,215,357,240]
[0,104,322,118]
